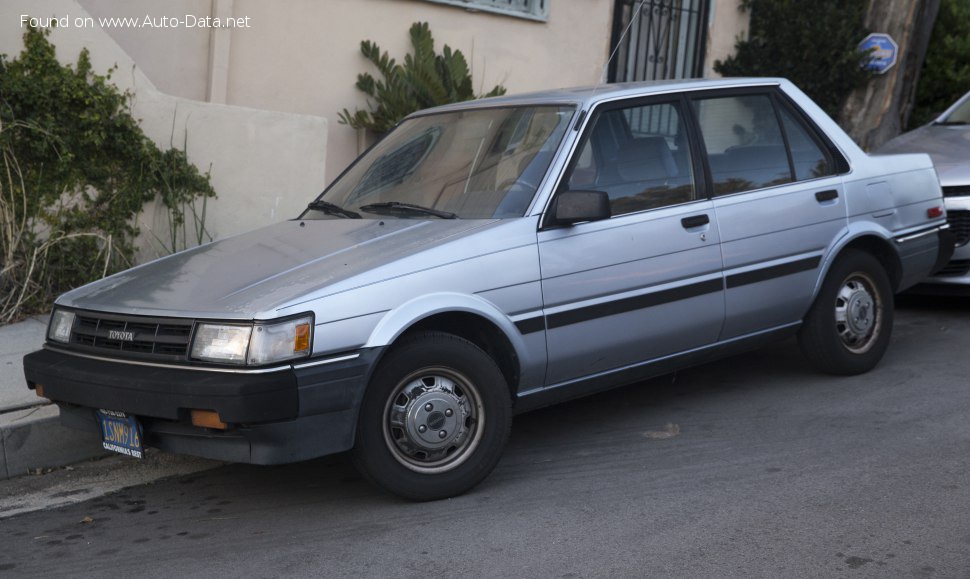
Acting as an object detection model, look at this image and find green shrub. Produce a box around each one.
[714,0,872,118]
[0,27,215,323]
[909,0,970,128]
[339,22,506,133]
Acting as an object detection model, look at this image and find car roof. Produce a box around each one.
[409,77,788,118]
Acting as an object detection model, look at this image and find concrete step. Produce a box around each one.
[0,403,108,479]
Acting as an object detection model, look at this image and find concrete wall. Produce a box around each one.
[2,0,328,260]
[80,0,213,101]
[74,0,615,184]
[130,94,327,262]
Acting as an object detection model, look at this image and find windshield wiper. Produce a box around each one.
[359,202,457,219]
[306,200,361,219]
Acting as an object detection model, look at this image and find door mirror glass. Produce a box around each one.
[554,190,611,225]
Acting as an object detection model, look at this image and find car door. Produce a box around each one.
[538,96,725,386]
[689,89,849,339]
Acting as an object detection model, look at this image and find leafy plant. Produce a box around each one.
[338,22,506,133]
[0,27,215,323]
[714,0,872,118]
[909,0,970,128]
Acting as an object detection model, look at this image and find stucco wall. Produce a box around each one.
[79,0,212,101]
[74,0,614,184]
[2,0,328,260]
[703,0,749,77]
[129,94,328,262]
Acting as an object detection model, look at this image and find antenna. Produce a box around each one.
[590,0,646,101]
[576,0,646,108]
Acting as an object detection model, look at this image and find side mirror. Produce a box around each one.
[553,190,611,225]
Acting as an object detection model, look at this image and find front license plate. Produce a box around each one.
[96,409,144,459]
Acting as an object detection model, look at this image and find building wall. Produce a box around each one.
[703,0,749,77]
[77,0,615,184]
[80,0,213,101]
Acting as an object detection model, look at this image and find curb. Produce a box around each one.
[0,403,108,479]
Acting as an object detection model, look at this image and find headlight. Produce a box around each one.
[48,309,76,343]
[191,324,252,364]
[248,316,313,365]
[190,316,313,366]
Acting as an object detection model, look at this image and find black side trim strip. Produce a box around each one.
[514,324,800,414]
[726,256,821,289]
[546,278,723,330]
[514,316,546,335]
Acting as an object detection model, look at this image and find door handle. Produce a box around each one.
[815,189,839,202]
[681,214,710,229]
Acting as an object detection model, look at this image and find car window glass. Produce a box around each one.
[693,94,792,196]
[778,105,832,180]
[942,93,970,124]
[564,101,695,216]
[320,105,574,219]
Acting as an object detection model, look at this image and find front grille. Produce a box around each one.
[936,259,970,277]
[943,185,970,198]
[70,312,193,360]
[947,209,970,246]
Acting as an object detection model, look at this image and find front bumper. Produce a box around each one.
[23,346,382,464]
[914,196,970,292]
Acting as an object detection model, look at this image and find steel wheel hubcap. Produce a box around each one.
[383,368,484,474]
[834,273,881,353]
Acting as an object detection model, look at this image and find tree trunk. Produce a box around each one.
[840,0,940,151]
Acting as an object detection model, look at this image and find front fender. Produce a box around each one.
[364,292,531,361]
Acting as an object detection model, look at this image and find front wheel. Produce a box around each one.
[798,250,894,375]
[352,332,512,501]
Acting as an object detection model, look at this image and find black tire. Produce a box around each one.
[798,249,894,375]
[352,331,512,501]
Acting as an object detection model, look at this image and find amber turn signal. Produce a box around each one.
[34,384,46,398]
[294,322,311,352]
[190,409,228,430]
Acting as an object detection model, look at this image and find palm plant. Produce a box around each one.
[338,22,506,133]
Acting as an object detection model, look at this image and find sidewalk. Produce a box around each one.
[0,315,106,479]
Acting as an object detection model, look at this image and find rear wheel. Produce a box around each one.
[798,250,894,375]
[353,331,511,501]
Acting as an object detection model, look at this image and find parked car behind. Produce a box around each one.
[24,78,952,500]
[876,90,970,292]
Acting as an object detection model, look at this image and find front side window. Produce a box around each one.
[315,105,574,219]
[562,100,696,216]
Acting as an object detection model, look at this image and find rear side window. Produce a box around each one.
[692,93,835,196]
[777,105,832,181]
[563,100,696,216]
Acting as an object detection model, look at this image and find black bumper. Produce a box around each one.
[23,347,382,464]
[931,226,957,275]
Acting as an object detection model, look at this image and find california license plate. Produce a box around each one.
[96,409,143,459]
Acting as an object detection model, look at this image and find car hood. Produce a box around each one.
[877,124,970,186]
[58,218,498,319]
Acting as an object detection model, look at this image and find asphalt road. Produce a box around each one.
[2,296,969,578]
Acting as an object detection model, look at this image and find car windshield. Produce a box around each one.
[310,105,575,219]
[939,93,970,125]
